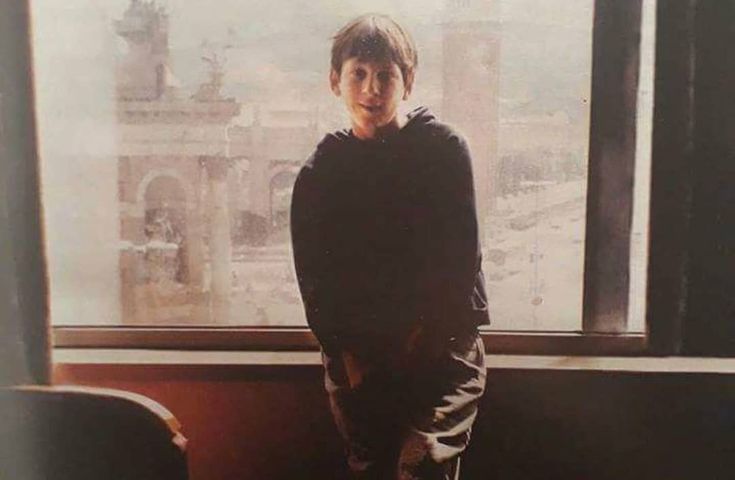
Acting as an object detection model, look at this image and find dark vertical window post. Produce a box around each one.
[583,0,643,333]
[647,0,696,355]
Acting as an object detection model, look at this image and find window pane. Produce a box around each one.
[483,1,594,331]
[628,0,657,333]
[34,0,651,330]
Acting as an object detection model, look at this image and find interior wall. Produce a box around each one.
[0,0,49,386]
[54,364,735,480]
[683,0,735,354]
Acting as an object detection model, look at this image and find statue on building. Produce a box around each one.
[192,53,228,102]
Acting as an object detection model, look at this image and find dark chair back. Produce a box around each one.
[0,385,188,480]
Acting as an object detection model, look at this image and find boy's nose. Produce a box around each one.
[363,74,381,96]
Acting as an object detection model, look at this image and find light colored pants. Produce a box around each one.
[323,332,487,480]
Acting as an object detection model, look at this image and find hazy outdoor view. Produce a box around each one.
[32,0,653,331]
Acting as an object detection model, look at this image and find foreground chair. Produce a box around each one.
[0,385,188,480]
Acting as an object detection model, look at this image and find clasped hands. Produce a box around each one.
[340,324,447,389]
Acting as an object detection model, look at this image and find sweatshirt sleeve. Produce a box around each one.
[290,163,341,355]
[418,132,483,335]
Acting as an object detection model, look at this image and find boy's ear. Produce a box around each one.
[402,69,415,100]
[329,69,341,96]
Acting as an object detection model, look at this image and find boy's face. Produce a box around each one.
[330,57,413,139]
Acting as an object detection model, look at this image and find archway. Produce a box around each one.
[143,175,188,283]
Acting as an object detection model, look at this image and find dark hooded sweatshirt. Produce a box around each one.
[290,106,490,357]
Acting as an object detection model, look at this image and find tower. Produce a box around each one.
[442,0,502,240]
[115,0,170,100]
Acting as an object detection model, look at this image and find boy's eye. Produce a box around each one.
[353,68,367,80]
[377,71,393,82]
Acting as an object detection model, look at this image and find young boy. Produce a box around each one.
[291,14,490,480]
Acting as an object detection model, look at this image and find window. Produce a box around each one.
[29,0,654,353]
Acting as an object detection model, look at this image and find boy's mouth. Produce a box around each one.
[360,104,382,114]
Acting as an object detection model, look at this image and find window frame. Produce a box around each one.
[6,0,690,359]
[53,327,648,356]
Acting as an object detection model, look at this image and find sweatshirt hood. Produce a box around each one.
[405,106,436,128]
[324,105,437,146]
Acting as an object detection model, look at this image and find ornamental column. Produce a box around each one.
[203,156,233,322]
[247,105,272,235]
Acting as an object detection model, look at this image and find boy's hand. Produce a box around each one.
[401,324,448,369]
[342,351,370,388]
[397,325,428,372]
[404,324,424,356]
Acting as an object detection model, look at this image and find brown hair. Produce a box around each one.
[330,14,418,83]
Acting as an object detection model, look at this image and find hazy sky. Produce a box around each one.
[30,0,596,109]
[32,0,594,62]
[28,0,610,140]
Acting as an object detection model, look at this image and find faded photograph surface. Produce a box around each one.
[32,0,653,331]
